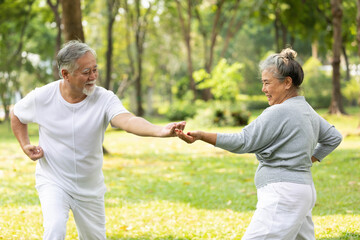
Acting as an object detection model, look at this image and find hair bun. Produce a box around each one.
[280,48,297,60]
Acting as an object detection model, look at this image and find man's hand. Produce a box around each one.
[160,121,186,137]
[23,144,44,161]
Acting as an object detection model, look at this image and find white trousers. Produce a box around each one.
[242,182,316,240]
[37,184,106,240]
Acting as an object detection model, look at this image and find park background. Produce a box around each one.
[0,0,359,239]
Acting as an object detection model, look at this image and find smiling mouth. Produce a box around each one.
[85,81,96,86]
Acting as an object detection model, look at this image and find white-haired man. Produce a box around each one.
[11,40,185,239]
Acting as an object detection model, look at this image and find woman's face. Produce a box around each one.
[261,70,291,106]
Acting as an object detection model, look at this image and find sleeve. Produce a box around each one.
[216,108,282,154]
[105,91,130,125]
[13,90,37,124]
[313,117,342,161]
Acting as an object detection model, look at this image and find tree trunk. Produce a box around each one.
[61,0,85,42]
[175,0,196,99]
[312,41,319,59]
[206,0,225,74]
[274,10,281,52]
[342,45,350,81]
[201,0,226,101]
[134,0,150,116]
[220,0,241,58]
[118,0,136,98]
[357,0,360,57]
[281,21,288,48]
[105,0,120,90]
[47,0,62,80]
[105,9,114,90]
[356,0,360,128]
[329,0,345,115]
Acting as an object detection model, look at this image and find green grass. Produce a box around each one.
[0,107,359,239]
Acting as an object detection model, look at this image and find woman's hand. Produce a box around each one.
[175,130,203,144]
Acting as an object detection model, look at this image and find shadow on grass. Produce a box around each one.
[107,235,190,240]
[1,144,358,217]
[317,233,360,240]
[103,148,360,215]
[104,152,258,212]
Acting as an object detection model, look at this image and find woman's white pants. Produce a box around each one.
[37,184,106,240]
[242,182,317,240]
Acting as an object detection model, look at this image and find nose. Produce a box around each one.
[89,70,97,80]
[262,84,266,93]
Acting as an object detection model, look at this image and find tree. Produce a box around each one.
[356,0,360,128]
[61,0,85,42]
[0,0,35,121]
[175,0,197,99]
[104,0,120,90]
[329,0,346,114]
[357,0,360,58]
[47,0,62,80]
[122,0,153,116]
[194,0,225,100]
[194,0,264,100]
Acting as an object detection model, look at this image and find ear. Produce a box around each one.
[284,76,293,90]
[61,69,69,80]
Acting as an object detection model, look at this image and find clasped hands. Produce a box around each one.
[174,128,203,144]
[164,121,201,143]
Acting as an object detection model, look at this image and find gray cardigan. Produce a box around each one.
[216,96,342,189]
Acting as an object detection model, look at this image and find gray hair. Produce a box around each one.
[56,40,97,78]
[259,48,304,88]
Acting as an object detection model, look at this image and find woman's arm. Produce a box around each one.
[175,130,217,145]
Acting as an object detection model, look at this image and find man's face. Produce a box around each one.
[66,51,98,96]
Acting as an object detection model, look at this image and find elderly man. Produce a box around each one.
[10,40,185,239]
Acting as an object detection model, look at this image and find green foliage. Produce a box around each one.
[189,101,250,128]
[158,92,197,121]
[302,57,332,108]
[238,94,269,110]
[193,59,243,101]
[164,100,197,121]
[343,78,360,106]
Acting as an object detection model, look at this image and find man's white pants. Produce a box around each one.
[37,184,106,240]
[242,182,317,240]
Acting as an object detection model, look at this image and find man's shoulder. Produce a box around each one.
[23,80,60,101]
[93,85,117,98]
[35,80,60,93]
[90,86,119,105]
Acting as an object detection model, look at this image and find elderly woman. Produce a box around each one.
[176,48,342,239]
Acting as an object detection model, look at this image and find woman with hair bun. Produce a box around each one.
[176,48,342,239]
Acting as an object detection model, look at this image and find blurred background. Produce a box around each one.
[1,0,359,127]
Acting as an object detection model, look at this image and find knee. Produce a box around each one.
[43,214,67,240]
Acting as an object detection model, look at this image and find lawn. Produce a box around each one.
[0,107,359,239]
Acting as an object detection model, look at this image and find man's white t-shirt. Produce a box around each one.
[13,80,129,200]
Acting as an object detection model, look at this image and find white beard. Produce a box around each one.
[83,82,96,96]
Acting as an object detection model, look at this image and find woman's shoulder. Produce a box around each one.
[261,96,306,119]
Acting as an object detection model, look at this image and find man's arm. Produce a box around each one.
[10,110,43,161]
[110,113,186,137]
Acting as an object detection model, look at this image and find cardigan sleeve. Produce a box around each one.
[215,107,283,154]
[312,116,342,161]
